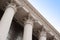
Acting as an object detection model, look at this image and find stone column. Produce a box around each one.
[0,3,17,40]
[39,29,47,40]
[23,19,33,40]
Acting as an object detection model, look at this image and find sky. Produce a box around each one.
[28,0,60,33]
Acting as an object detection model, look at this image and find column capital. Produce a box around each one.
[39,28,47,40]
[7,3,17,12]
[38,26,46,32]
[39,31,47,40]
[25,19,34,26]
[24,12,35,26]
[38,27,47,37]
[40,30,46,37]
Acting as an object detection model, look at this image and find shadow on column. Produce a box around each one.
[7,18,23,40]
[0,9,4,20]
[32,35,38,40]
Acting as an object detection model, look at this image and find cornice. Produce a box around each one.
[23,0,60,38]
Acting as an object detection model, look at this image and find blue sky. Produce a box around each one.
[28,0,60,33]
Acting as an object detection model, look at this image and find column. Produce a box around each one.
[23,19,33,40]
[39,29,47,40]
[0,3,17,40]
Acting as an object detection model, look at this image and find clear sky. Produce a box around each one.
[28,0,60,33]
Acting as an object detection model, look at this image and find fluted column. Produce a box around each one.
[23,19,33,40]
[0,3,17,40]
[39,29,47,40]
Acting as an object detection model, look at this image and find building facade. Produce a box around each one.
[0,0,60,40]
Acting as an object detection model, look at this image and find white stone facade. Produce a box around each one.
[0,0,60,40]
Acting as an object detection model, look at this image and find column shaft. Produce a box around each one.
[0,4,16,40]
[23,19,33,40]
